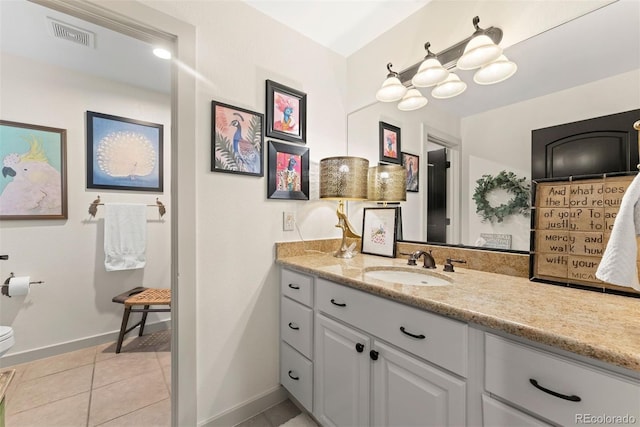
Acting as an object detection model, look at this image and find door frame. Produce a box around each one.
[28,1,198,425]
[423,126,461,245]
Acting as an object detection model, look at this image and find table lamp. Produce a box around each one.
[319,156,369,258]
[368,164,407,204]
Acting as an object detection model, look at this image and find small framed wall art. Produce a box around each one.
[211,100,264,177]
[402,152,419,192]
[266,80,307,144]
[0,120,67,219]
[86,111,163,192]
[267,140,309,200]
[379,121,401,164]
[361,207,399,258]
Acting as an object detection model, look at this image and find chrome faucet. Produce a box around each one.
[407,250,436,269]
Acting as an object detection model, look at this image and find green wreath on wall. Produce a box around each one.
[473,171,531,223]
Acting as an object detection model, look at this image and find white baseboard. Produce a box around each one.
[0,319,170,368]
[200,385,287,427]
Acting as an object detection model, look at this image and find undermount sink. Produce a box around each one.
[363,267,452,287]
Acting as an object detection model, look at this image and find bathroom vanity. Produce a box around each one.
[277,250,640,427]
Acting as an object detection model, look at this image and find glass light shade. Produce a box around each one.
[431,73,467,99]
[153,47,172,60]
[376,76,408,102]
[411,58,449,87]
[473,55,517,85]
[368,165,406,202]
[320,156,369,200]
[397,89,428,111]
[457,34,503,70]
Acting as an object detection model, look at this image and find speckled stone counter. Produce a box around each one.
[276,251,640,373]
[0,369,15,402]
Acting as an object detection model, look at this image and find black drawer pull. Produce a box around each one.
[288,322,299,330]
[355,343,364,353]
[529,379,581,402]
[330,299,346,307]
[370,350,379,361]
[288,370,299,381]
[288,283,300,290]
[400,326,426,340]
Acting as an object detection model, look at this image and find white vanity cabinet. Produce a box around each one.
[280,269,314,411]
[314,278,467,427]
[484,333,640,427]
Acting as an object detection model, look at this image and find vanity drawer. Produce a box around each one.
[281,296,313,359]
[316,278,467,376]
[281,269,313,306]
[281,342,313,412]
[482,394,551,427]
[485,333,640,427]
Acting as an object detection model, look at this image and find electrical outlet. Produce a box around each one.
[283,212,295,231]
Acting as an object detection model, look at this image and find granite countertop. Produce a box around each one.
[277,252,640,373]
[0,369,15,402]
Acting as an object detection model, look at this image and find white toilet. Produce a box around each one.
[0,326,15,357]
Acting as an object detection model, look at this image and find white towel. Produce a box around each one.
[596,174,640,290]
[104,203,147,272]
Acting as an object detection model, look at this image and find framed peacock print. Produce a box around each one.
[211,101,264,177]
[0,120,67,220]
[265,80,307,144]
[267,140,309,200]
[87,111,163,192]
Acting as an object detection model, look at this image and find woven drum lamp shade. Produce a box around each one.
[320,157,369,200]
[368,164,407,202]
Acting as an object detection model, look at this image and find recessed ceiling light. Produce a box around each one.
[153,48,171,60]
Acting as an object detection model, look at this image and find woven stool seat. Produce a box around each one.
[125,288,171,306]
[113,287,171,353]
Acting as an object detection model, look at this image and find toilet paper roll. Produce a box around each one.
[8,276,30,296]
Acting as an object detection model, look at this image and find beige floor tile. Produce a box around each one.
[264,400,301,426]
[160,362,171,394]
[2,363,29,406]
[93,351,161,389]
[156,350,171,369]
[89,370,169,426]
[5,391,90,427]
[8,364,93,414]
[93,398,170,427]
[22,346,96,381]
[235,413,272,427]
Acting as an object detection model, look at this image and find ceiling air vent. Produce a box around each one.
[47,17,95,48]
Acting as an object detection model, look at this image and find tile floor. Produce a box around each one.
[1,330,171,427]
[234,399,301,427]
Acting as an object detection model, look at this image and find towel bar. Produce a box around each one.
[88,195,166,218]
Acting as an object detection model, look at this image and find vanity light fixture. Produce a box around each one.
[376,16,516,109]
[368,164,407,204]
[319,156,370,258]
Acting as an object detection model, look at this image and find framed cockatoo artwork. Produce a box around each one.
[265,80,307,144]
[86,111,163,192]
[211,101,264,177]
[0,120,67,220]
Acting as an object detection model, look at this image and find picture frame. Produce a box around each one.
[267,140,309,200]
[86,111,163,192]
[402,152,419,192]
[266,80,307,144]
[211,100,264,177]
[361,207,399,258]
[379,121,401,164]
[0,120,67,220]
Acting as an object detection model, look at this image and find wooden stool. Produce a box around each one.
[112,287,171,353]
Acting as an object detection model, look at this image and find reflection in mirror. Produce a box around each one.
[347,1,639,252]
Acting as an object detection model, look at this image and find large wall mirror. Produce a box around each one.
[347,1,639,252]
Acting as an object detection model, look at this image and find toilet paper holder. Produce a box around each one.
[1,272,44,297]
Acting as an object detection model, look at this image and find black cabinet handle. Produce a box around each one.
[288,370,299,381]
[400,326,426,340]
[288,284,300,290]
[370,350,379,360]
[356,343,364,353]
[529,379,581,402]
[330,299,346,307]
[288,322,299,330]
